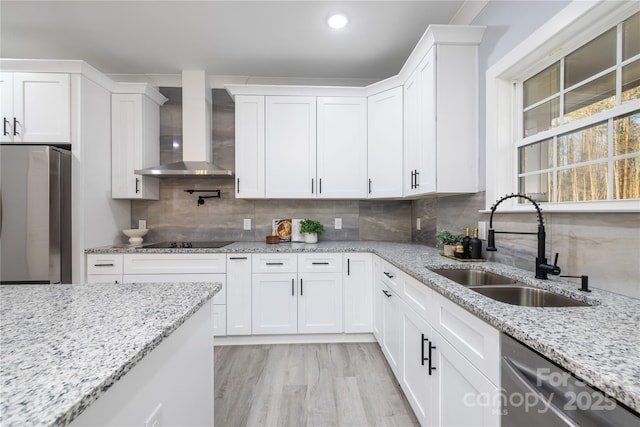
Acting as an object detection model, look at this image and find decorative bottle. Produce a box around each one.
[462,227,471,258]
[469,228,482,259]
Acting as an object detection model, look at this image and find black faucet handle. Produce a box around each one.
[553,252,559,267]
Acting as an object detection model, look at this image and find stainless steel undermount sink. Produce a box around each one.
[469,285,590,307]
[429,268,517,286]
[429,268,590,307]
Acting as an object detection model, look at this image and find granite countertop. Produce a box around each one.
[0,281,221,427]
[87,240,640,413]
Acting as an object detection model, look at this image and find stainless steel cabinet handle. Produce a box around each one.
[94,263,115,267]
[414,170,420,188]
[12,118,18,136]
[347,258,350,276]
[382,289,392,298]
[421,334,429,366]
[229,256,247,260]
[266,262,284,266]
[300,278,303,296]
[135,177,140,193]
[428,341,436,375]
[3,118,8,136]
[368,178,372,194]
[383,271,394,279]
[311,178,314,194]
[319,178,322,194]
[311,262,329,265]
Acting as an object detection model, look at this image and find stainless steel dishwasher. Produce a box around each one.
[501,333,640,427]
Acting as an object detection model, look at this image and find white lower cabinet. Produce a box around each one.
[252,272,298,334]
[374,260,500,427]
[380,282,403,377]
[343,253,373,333]
[226,254,252,335]
[251,253,344,335]
[86,254,123,284]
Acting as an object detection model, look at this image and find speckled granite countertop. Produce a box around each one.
[0,281,220,427]
[87,241,640,413]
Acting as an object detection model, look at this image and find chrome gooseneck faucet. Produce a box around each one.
[486,193,561,280]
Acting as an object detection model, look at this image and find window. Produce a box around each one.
[514,10,640,207]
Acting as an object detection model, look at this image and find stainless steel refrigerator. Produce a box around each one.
[0,145,71,284]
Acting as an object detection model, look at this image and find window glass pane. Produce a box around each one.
[557,123,608,167]
[614,156,640,199]
[622,60,640,102]
[564,72,616,122]
[523,63,560,108]
[519,139,552,173]
[523,98,560,137]
[614,112,640,156]
[557,163,608,202]
[565,28,616,88]
[518,173,552,202]
[623,12,640,61]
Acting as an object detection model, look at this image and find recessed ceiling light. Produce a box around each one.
[327,13,348,30]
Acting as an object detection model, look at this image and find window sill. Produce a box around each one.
[479,199,640,214]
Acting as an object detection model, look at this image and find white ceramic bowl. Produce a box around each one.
[122,228,149,245]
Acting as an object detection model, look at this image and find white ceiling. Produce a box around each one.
[0,1,483,83]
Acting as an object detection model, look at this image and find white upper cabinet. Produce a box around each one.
[111,86,166,200]
[265,96,317,198]
[316,97,368,198]
[404,43,481,196]
[234,95,265,198]
[367,86,404,198]
[1,72,70,143]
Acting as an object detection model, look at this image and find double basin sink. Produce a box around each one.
[429,268,590,307]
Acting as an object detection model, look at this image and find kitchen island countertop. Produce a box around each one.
[87,240,640,413]
[0,281,220,427]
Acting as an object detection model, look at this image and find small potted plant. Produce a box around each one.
[299,219,324,244]
[436,229,463,256]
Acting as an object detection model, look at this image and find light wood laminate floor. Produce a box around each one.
[214,343,419,427]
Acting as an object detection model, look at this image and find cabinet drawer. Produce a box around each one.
[252,253,297,273]
[298,253,343,273]
[87,254,123,275]
[402,274,432,319]
[123,254,226,274]
[431,291,500,385]
[86,274,122,284]
[380,259,403,293]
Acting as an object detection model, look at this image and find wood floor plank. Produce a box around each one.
[214,342,419,427]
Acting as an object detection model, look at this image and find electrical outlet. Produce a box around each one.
[478,221,487,240]
[334,218,342,229]
[144,404,162,427]
[416,218,421,230]
[243,218,251,230]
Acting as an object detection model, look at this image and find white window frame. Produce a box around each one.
[485,0,640,212]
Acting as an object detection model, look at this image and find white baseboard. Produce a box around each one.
[214,333,376,346]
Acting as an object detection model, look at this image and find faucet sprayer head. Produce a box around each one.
[486,229,497,251]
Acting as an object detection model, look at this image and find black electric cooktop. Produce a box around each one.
[139,241,233,249]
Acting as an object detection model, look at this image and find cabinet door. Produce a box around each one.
[235,96,265,198]
[400,299,434,427]
[265,96,316,198]
[252,273,297,334]
[13,73,70,143]
[0,73,13,142]
[380,284,402,377]
[367,87,403,198]
[111,93,160,200]
[372,256,383,342]
[226,254,252,336]
[403,70,420,196]
[431,331,500,427]
[316,97,367,198]
[212,304,227,337]
[343,253,373,333]
[416,50,437,194]
[297,272,343,334]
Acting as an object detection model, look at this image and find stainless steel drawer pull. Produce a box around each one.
[382,289,392,298]
[229,257,247,260]
[311,262,330,265]
[383,271,394,279]
[95,263,115,267]
[266,262,284,265]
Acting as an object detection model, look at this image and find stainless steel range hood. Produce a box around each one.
[135,70,233,177]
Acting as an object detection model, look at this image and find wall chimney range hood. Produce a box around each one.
[135,70,233,177]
